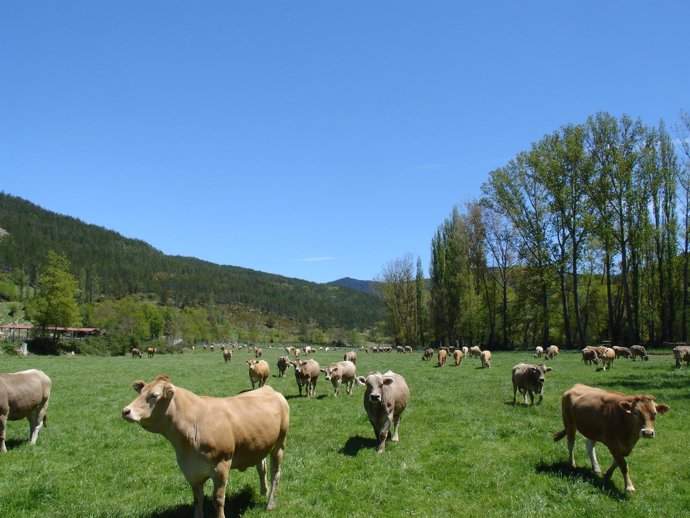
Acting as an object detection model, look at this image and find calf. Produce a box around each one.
[321,361,356,396]
[673,345,690,368]
[356,371,410,453]
[630,345,649,361]
[511,363,552,406]
[276,356,290,378]
[0,369,52,452]
[291,359,320,398]
[122,376,289,516]
[480,350,492,368]
[553,384,669,492]
[453,349,464,366]
[247,359,270,389]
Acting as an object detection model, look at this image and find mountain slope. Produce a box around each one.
[0,192,383,328]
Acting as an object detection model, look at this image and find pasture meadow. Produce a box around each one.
[0,347,689,518]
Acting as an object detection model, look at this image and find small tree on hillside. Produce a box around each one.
[30,250,81,329]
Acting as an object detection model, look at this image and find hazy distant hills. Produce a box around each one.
[0,192,383,328]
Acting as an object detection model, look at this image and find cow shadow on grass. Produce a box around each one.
[2,438,26,451]
[535,461,628,501]
[339,435,378,456]
[144,485,258,518]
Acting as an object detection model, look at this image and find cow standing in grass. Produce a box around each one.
[357,371,409,453]
[511,363,551,406]
[0,369,52,453]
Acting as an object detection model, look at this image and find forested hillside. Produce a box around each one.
[0,193,383,329]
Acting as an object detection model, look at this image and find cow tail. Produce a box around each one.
[553,429,566,442]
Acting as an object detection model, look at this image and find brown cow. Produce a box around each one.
[321,361,357,396]
[422,347,434,361]
[276,356,290,378]
[553,384,669,492]
[254,347,263,358]
[223,349,233,363]
[453,349,465,366]
[511,363,552,406]
[247,359,270,389]
[545,345,559,360]
[147,347,157,358]
[122,376,289,516]
[480,350,492,368]
[673,345,690,368]
[437,348,448,367]
[599,347,616,371]
[131,347,143,359]
[344,351,357,364]
[356,371,410,453]
[581,346,600,366]
[630,345,649,361]
[0,369,52,453]
[469,346,482,358]
[291,359,320,398]
[612,346,632,359]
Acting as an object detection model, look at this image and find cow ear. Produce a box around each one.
[133,380,146,393]
[320,368,326,373]
[356,376,367,386]
[383,377,395,386]
[619,401,634,414]
[546,367,553,372]
[163,382,175,399]
[656,403,670,415]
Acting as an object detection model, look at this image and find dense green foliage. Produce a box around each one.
[0,193,383,332]
[0,349,687,517]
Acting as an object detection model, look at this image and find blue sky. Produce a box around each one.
[1,1,688,283]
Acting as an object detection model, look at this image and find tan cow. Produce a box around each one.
[612,346,632,359]
[437,348,448,367]
[291,359,320,398]
[673,345,690,368]
[545,345,559,360]
[356,371,410,453]
[512,363,552,406]
[247,359,270,389]
[122,376,289,516]
[422,347,434,361]
[581,346,600,366]
[469,346,482,358]
[0,369,52,453]
[131,347,143,359]
[321,361,356,396]
[553,384,669,492]
[630,345,649,361]
[599,347,616,371]
[147,347,157,358]
[223,349,233,364]
[480,350,492,368]
[534,346,544,358]
[462,346,469,356]
[453,349,465,366]
[344,351,357,364]
[254,347,263,358]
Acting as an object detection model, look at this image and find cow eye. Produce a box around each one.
[149,392,160,400]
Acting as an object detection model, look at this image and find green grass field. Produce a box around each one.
[1,347,689,518]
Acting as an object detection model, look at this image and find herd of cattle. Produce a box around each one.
[1,342,686,518]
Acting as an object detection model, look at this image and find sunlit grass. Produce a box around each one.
[0,347,688,517]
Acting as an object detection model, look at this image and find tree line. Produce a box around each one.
[380,111,690,349]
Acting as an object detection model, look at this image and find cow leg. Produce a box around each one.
[211,463,230,518]
[390,414,402,443]
[266,442,285,510]
[566,430,577,469]
[334,380,341,396]
[512,385,517,405]
[586,439,601,474]
[0,414,6,453]
[191,482,205,518]
[256,458,268,496]
[29,405,47,445]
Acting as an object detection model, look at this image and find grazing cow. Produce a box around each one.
[469,346,482,358]
[223,349,233,364]
[673,345,690,368]
[545,345,559,360]
[0,369,52,453]
[303,346,314,355]
[599,347,616,371]
[321,361,357,396]
[291,359,320,398]
[396,346,405,354]
[131,347,143,359]
[630,345,649,361]
[581,347,600,366]
[122,376,289,516]
[534,346,544,358]
[511,363,552,406]
[480,350,492,368]
[612,346,632,359]
[404,346,413,353]
[344,351,357,364]
[277,356,290,378]
[247,359,270,389]
[293,348,301,359]
[453,349,465,366]
[356,371,410,453]
[553,384,669,492]
[462,346,469,356]
[437,348,448,367]
[255,347,263,358]
[147,347,157,358]
[422,348,434,361]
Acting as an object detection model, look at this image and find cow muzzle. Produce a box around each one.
[122,407,138,422]
[640,428,655,438]
[369,394,381,402]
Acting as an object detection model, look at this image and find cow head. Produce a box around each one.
[122,375,175,431]
[357,372,394,404]
[321,366,337,380]
[619,396,670,438]
[534,364,552,385]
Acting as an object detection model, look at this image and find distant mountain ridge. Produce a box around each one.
[0,192,383,328]
[328,277,377,294]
